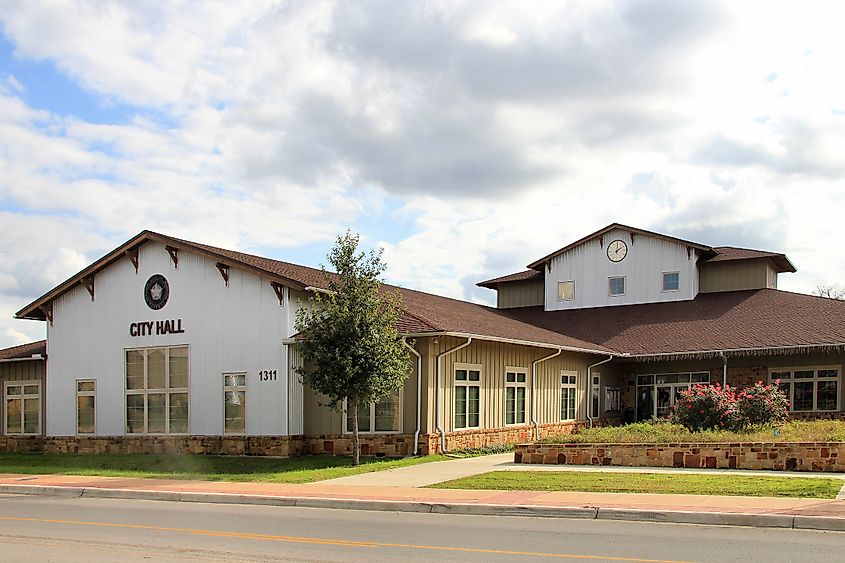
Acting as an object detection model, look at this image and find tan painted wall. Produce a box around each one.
[0,360,46,436]
[699,259,777,293]
[496,279,544,309]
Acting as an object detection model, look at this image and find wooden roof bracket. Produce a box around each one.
[630,232,635,245]
[40,304,53,326]
[166,245,179,269]
[271,282,285,306]
[598,235,604,248]
[687,246,692,259]
[125,246,140,273]
[216,263,230,286]
[546,260,552,273]
[82,276,95,301]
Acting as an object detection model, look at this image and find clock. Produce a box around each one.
[607,239,628,262]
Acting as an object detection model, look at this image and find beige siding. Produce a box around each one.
[0,360,46,436]
[699,260,775,293]
[496,280,544,309]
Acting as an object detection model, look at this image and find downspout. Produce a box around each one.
[721,352,728,387]
[586,355,614,428]
[435,337,473,454]
[531,349,562,441]
[402,338,423,456]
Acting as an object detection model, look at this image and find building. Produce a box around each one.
[3,224,845,456]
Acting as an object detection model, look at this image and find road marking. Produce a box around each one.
[0,515,693,562]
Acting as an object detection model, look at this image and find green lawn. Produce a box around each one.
[0,453,446,484]
[429,470,844,499]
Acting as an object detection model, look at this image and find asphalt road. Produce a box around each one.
[1,494,845,562]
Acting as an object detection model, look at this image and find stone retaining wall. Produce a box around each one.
[419,421,586,454]
[514,442,845,472]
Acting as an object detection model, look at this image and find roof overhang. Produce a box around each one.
[399,331,615,356]
[625,342,845,362]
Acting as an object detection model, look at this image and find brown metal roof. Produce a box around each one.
[0,340,46,361]
[705,246,796,273]
[477,269,542,289]
[502,289,845,357]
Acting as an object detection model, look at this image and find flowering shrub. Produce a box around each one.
[672,383,739,431]
[735,380,790,428]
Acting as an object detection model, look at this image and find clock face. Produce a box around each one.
[607,239,628,262]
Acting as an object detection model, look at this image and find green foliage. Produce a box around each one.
[447,443,515,457]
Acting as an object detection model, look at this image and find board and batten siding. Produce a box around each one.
[424,336,595,434]
[0,360,46,436]
[699,260,778,293]
[46,241,293,437]
[545,227,702,311]
[496,279,544,309]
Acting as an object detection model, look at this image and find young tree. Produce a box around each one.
[294,231,411,465]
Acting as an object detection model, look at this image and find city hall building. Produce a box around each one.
[3,224,845,456]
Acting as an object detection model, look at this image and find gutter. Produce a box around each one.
[530,349,561,440]
[720,352,728,387]
[400,331,610,357]
[401,338,423,455]
[0,354,45,363]
[435,337,472,454]
[628,342,845,360]
[586,355,614,428]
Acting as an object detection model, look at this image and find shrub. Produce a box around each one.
[736,380,789,428]
[672,383,740,431]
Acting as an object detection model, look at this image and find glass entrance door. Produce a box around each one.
[656,386,672,418]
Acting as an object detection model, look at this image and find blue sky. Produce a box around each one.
[1,0,845,347]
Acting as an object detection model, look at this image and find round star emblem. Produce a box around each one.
[144,274,170,310]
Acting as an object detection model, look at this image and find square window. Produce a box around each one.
[662,272,680,291]
[609,276,625,296]
[558,281,575,301]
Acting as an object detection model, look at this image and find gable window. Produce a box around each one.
[223,373,246,434]
[5,381,40,435]
[770,367,840,412]
[558,281,575,301]
[346,389,401,433]
[76,380,96,434]
[608,276,625,296]
[125,346,189,434]
[454,365,481,429]
[560,372,577,421]
[662,272,680,292]
[505,369,527,425]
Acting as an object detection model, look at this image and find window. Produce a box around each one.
[345,389,401,432]
[605,387,621,412]
[454,365,481,429]
[505,369,527,425]
[5,381,40,435]
[560,372,577,421]
[76,380,95,434]
[636,372,710,421]
[591,374,601,418]
[125,346,189,434]
[223,373,246,434]
[608,276,625,296]
[662,272,680,292]
[770,367,840,412]
[557,281,575,301]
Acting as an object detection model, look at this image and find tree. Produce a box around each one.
[294,231,411,465]
[813,284,845,300]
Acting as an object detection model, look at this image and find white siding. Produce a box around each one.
[545,228,701,311]
[46,242,293,437]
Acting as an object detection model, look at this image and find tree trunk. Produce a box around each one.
[350,394,360,466]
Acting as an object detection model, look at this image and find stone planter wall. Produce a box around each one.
[514,442,845,472]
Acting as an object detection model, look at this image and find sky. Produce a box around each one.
[1,0,844,347]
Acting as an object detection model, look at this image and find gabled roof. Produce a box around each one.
[477,269,542,289]
[0,340,46,361]
[526,223,714,270]
[502,289,845,358]
[15,231,612,355]
[705,246,796,273]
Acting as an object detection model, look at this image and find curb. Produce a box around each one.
[1,483,843,532]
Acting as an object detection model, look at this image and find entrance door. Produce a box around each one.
[636,387,654,422]
[656,386,672,418]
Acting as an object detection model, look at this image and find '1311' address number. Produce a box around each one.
[259,370,277,381]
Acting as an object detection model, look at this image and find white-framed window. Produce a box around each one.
[505,368,527,425]
[223,373,246,434]
[345,389,402,433]
[125,346,189,434]
[591,374,601,418]
[608,276,625,296]
[662,271,680,292]
[455,364,482,429]
[605,387,621,412]
[76,380,96,435]
[770,367,840,412]
[560,372,577,421]
[4,381,40,435]
[558,281,575,301]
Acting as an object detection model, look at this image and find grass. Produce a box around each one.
[430,470,844,499]
[539,420,845,444]
[0,453,447,484]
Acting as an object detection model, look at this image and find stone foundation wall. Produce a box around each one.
[419,422,585,454]
[305,434,412,457]
[514,442,845,472]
